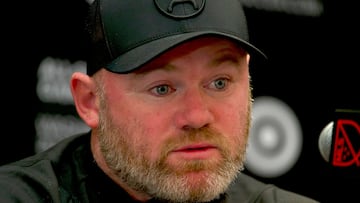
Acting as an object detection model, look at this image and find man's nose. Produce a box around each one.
[174,88,215,130]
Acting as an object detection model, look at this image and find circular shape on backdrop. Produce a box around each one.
[318,121,333,163]
[245,96,303,178]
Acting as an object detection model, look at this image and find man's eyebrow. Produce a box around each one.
[209,50,243,68]
[133,63,176,78]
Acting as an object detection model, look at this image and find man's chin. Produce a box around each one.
[165,158,222,175]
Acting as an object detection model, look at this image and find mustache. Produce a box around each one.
[161,126,226,156]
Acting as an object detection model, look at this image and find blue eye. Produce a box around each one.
[157,85,169,95]
[151,84,172,96]
[211,78,228,90]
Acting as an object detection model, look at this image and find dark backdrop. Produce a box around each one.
[2,0,359,202]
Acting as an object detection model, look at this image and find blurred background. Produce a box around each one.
[2,0,359,202]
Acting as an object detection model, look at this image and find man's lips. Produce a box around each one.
[171,143,218,159]
[173,143,216,152]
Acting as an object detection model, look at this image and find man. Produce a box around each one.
[0,0,319,202]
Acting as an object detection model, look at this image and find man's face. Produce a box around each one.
[96,36,252,202]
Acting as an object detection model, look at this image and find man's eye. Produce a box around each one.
[210,78,229,90]
[150,84,173,96]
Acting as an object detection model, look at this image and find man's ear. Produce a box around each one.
[70,72,99,128]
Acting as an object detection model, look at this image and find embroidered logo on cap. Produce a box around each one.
[154,0,206,19]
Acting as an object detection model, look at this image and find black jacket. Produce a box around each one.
[0,132,319,203]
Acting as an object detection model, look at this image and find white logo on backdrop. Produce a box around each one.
[245,96,303,178]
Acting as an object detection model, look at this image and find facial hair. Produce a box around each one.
[95,85,252,203]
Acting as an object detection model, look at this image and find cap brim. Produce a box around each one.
[106,31,267,74]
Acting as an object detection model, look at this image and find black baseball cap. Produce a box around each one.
[86,0,266,75]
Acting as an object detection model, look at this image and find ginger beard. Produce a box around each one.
[96,85,252,203]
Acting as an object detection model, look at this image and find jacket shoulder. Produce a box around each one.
[0,132,90,203]
[226,173,319,203]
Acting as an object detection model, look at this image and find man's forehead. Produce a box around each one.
[132,37,247,73]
